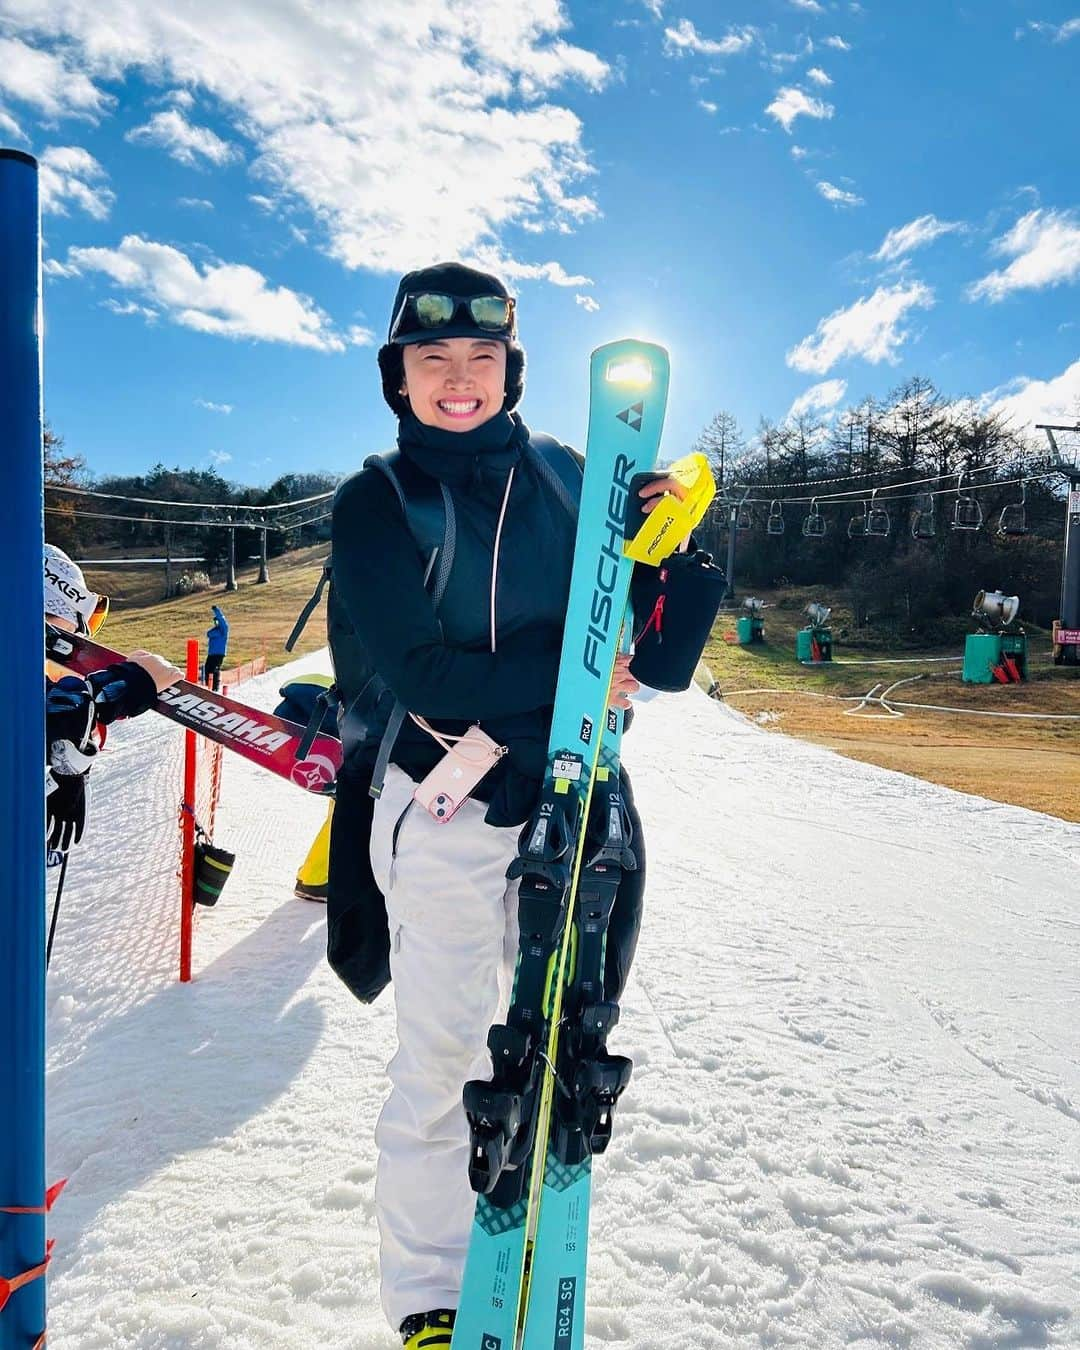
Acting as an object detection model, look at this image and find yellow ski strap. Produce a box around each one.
[623,452,716,565]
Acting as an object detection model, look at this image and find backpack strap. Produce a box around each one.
[286,557,332,652]
[365,450,456,605]
[527,432,582,521]
[363,454,457,798]
[369,546,442,799]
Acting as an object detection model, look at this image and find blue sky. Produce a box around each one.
[2,0,1079,485]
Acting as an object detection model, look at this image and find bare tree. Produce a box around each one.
[691,411,743,487]
[43,424,87,554]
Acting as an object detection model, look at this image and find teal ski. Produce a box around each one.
[519,715,631,1350]
[451,339,669,1350]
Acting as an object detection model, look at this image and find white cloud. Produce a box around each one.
[786,282,935,374]
[791,145,808,159]
[823,35,852,50]
[178,197,214,210]
[56,234,346,351]
[968,208,1080,302]
[817,180,864,207]
[664,20,755,57]
[492,257,591,287]
[642,0,665,14]
[984,357,1080,431]
[102,298,158,320]
[1022,18,1080,41]
[43,258,80,278]
[347,323,376,346]
[575,293,600,312]
[873,213,964,262]
[196,399,233,413]
[39,146,114,219]
[766,85,834,132]
[127,109,237,167]
[791,0,824,12]
[698,99,718,114]
[0,36,109,120]
[2,4,609,282]
[787,379,848,419]
[806,66,832,85]
[208,449,232,465]
[0,106,25,139]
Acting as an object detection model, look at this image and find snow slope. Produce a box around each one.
[44,652,1080,1348]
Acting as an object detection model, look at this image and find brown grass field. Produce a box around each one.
[82,546,334,673]
[92,558,1079,824]
[702,588,1079,823]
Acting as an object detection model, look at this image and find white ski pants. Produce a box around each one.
[369,764,521,1330]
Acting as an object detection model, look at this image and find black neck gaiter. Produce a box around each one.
[397,409,529,488]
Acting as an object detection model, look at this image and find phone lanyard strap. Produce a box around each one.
[410,713,467,753]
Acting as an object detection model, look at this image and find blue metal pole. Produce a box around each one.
[0,148,47,1349]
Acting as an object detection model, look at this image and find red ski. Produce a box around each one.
[45,625,340,794]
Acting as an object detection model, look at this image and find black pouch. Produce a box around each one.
[193,836,236,907]
[629,549,726,692]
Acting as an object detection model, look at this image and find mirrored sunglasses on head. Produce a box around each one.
[390,292,515,342]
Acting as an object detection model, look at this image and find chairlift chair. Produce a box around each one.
[847,500,868,539]
[911,491,936,541]
[866,488,891,538]
[736,503,753,531]
[767,499,785,536]
[952,472,984,531]
[997,482,1028,537]
[802,498,827,539]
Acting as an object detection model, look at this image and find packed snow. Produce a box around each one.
[44,651,1080,1348]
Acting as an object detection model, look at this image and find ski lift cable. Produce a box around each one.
[716,469,1061,510]
[727,469,1056,508]
[46,505,289,530]
[45,504,333,531]
[45,483,336,511]
[724,441,1044,494]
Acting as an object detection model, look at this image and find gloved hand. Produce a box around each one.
[46,768,87,851]
[45,676,97,851]
[47,676,97,773]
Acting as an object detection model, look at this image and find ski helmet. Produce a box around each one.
[377,261,525,417]
[44,544,106,633]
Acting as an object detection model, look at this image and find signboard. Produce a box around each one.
[1055,628,1080,645]
[1069,489,1080,516]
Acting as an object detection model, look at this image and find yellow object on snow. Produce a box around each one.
[295,800,333,901]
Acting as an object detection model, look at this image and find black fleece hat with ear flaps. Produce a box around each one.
[377,260,525,418]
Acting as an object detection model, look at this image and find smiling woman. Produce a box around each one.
[324,259,654,1350]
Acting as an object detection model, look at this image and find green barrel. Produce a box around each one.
[962,633,1001,683]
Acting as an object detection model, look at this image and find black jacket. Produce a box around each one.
[330,410,576,826]
[324,410,646,1005]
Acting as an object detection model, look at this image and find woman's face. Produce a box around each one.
[401,337,507,432]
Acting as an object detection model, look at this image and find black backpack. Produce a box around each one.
[285,436,582,1003]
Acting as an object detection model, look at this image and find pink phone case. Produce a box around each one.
[412,725,507,823]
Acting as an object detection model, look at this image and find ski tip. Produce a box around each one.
[590,339,670,391]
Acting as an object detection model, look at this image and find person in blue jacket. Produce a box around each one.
[204,605,229,690]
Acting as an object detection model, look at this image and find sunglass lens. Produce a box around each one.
[469,296,512,329]
[88,594,110,635]
[414,293,457,327]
